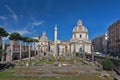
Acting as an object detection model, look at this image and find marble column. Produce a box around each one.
[10,41,13,61]
[54,24,58,56]
[2,40,5,50]
[20,42,22,60]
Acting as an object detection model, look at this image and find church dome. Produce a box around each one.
[39,32,48,42]
[73,19,88,33]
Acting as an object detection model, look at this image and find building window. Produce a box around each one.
[74,34,76,38]
[80,34,82,38]
[79,48,82,52]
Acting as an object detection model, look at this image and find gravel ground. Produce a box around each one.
[13,63,97,77]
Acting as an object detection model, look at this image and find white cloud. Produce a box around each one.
[0,16,9,28]
[0,16,7,20]
[5,5,18,22]
[31,21,44,29]
[33,21,43,26]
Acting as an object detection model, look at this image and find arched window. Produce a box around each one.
[79,48,83,52]
[74,34,76,38]
[80,34,82,38]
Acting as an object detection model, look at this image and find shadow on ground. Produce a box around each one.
[0,62,15,71]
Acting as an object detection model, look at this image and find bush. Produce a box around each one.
[101,58,114,71]
[76,52,79,57]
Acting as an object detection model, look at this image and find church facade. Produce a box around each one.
[70,20,91,54]
[33,19,92,56]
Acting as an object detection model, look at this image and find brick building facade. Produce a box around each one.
[108,20,120,57]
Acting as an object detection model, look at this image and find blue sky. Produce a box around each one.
[0,0,120,41]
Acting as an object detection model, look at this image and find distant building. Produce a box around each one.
[33,36,41,40]
[108,20,120,57]
[32,35,41,51]
[34,19,92,56]
[7,19,92,58]
[92,34,108,54]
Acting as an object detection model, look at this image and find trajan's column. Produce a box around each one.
[54,24,58,56]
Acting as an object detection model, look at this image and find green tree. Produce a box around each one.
[9,32,21,60]
[101,58,114,71]
[9,32,21,41]
[0,27,9,61]
[0,27,9,50]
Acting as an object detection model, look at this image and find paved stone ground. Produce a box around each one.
[13,63,98,77]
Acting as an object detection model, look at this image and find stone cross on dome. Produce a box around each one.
[42,32,46,36]
[77,19,82,26]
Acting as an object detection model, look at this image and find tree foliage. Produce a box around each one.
[26,38,33,43]
[32,39,39,42]
[101,58,114,71]
[9,32,21,41]
[0,27,9,50]
[0,27,9,37]
[20,36,29,42]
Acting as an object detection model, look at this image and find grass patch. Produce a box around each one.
[0,70,113,80]
[0,71,13,78]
